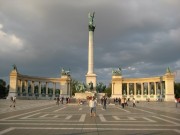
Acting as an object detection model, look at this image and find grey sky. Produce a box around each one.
[0,0,180,85]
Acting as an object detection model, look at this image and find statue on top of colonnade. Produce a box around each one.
[112,67,122,76]
[166,67,171,74]
[12,64,18,72]
[61,68,70,76]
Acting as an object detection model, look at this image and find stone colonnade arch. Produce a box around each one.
[9,69,71,99]
[111,70,175,101]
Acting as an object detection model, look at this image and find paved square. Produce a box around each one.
[0,99,180,135]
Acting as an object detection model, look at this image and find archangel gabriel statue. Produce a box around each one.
[88,12,95,31]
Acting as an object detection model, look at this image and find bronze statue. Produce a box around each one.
[12,64,17,71]
[61,68,70,76]
[89,81,93,91]
[112,66,122,76]
[88,12,95,31]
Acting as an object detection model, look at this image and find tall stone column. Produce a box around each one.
[53,83,56,96]
[127,83,129,96]
[86,12,97,88]
[141,83,143,95]
[31,81,34,96]
[20,80,23,96]
[38,82,41,96]
[25,80,28,96]
[154,82,157,95]
[134,83,137,96]
[148,82,150,96]
[46,82,48,97]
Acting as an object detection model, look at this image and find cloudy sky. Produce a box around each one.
[0,0,180,85]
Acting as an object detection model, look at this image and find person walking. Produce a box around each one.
[175,98,178,108]
[56,96,60,106]
[61,97,64,104]
[10,96,16,107]
[121,98,125,108]
[118,98,121,105]
[132,98,136,107]
[102,96,107,110]
[89,96,97,117]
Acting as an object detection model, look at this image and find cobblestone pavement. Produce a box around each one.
[0,99,180,135]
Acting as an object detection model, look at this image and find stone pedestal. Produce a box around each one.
[111,76,122,98]
[86,74,97,88]
[75,91,96,99]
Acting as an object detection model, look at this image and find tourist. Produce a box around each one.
[10,96,16,107]
[124,98,128,106]
[89,96,97,117]
[132,98,136,107]
[102,96,107,110]
[175,98,178,108]
[118,98,121,105]
[101,97,103,105]
[61,97,64,104]
[56,96,60,106]
[66,97,68,104]
[121,98,125,108]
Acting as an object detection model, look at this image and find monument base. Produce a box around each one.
[74,91,107,100]
[86,74,97,87]
[74,91,96,99]
[165,94,175,101]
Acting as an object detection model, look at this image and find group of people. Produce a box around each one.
[88,96,97,117]
[114,97,136,108]
[56,96,70,105]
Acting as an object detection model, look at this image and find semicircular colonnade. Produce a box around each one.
[111,71,175,101]
[9,69,71,99]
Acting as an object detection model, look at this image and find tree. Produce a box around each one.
[104,83,112,97]
[174,83,180,98]
[0,79,9,98]
[71,79,80,96]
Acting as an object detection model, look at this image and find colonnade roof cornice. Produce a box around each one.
[112,76,164,83]
[17,73,62,82]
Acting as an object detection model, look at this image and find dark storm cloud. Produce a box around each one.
[0,0,180,84]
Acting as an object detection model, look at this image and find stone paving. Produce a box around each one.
[0,99,180,135]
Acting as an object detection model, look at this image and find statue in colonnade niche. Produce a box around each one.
[123,90,126,95]
[144,89,147,95]
[151,89,154,95]
[112,67,122,76]
[137,89,140,95]
[130,89,133,95]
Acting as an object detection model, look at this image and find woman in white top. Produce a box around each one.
[89,96,97,117]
